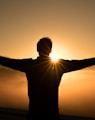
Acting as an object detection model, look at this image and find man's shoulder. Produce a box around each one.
[21,58,34,64]
[58,58,69,63]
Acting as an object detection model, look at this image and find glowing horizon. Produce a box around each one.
[0,0,95,118]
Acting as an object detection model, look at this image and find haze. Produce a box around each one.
[0,0,95,118]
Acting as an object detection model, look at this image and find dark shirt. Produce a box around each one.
[0,56,95,120]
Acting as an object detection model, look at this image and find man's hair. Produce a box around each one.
[37,37,52,55]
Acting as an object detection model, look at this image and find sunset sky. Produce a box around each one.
[0,0,95,118]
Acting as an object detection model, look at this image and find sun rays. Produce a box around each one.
[50,53,60,62]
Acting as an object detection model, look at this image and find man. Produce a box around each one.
[0,37,95,120]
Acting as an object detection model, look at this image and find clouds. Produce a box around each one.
[0,66,26,86]
[0,66,28,110]
[59,69,95,118]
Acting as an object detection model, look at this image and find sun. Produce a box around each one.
[50,53,60,62]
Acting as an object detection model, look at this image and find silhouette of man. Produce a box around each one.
[0,37,95,120]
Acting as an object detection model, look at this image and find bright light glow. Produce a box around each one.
[50,53,60,62]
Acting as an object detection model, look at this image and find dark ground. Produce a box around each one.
[0,107,95,120]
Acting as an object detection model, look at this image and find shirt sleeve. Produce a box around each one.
[0,56,32,72]
[60,58,95,73]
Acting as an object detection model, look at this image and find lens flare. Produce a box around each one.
[50,53,59,62]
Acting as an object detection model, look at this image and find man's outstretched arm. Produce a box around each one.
[0,56,27,72]
[62,57,95,73]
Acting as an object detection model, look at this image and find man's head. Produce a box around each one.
[37,37,52,56]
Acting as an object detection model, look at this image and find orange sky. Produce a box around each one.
[0,0,95,118]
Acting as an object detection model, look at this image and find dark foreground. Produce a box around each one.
[0,107,95,120]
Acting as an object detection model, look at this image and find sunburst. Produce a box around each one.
[50,53,60,62]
